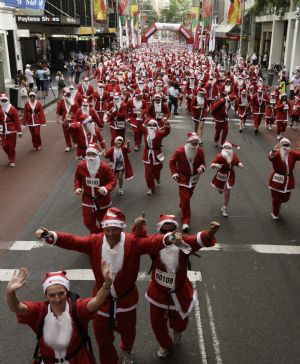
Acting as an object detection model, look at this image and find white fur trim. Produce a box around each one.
[145,293,176,310]
[157,218,178,232]
[42,275,70,293]
[101,219,125,228]
[48,231,58,245]
[96,304,138,317]
[196,232,204,248]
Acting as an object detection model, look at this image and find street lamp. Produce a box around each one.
[239,0,245,57]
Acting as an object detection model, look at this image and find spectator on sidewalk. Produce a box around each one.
[25,64,34,93]
[56,71,66,99]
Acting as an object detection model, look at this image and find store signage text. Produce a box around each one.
[16,15,60,24]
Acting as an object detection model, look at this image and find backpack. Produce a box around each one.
[33,291,94,362]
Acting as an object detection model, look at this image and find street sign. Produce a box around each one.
[5,0,45,10]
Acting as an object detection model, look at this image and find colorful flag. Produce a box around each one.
[209,18,217,52]
[94,0,107,21]
[201,0,212,28]
[119,0,128,16]
[191,7,199,33]
[227,0,242,25]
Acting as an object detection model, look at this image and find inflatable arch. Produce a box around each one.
[141,23,194,45]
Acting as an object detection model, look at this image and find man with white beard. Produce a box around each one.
[74,98,103,129]
[210,141,244,217]
[141,118,170,195]
[169,132,206,232]
[74,144,116,233]
[65,114,106,160]
[107,93,127,146]
[191,88,209,144]
[6,265,112,364]
[92,82,109,126]
[56,88,79,152]
[133,214,220,359]
[268,138,300,219]
[77,76,94,104]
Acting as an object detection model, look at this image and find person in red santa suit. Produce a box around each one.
[94,62,106,82]
[34,207,175,364]
[204,75,219,111]
[69,84,83,107]
[191,88,209,145]
[65,114,106,160]
[237,89,251,132]
[232,75,246,100]
[56,88,79,152]
[268,138,300,219]
[105,78,121,102]
[103,136,133,195]
[107,93,128,146]
[74,144,116,233]
[250,87,268,134]
[0,93,22,167]
[141,118,170,195]
[275,93,291,140]
[6,266,112,364]
[74,98,103,129]
[92,82,110,127]
[77,76,94,104]
[211,93,231,147]
[127,90,148,151]
[290,94,300,130]
[265,91,277,131]
[184,75,197,113]
[22,92,46,151]
[146,93,171,129]
[210,141,244,217]
[134,215,219,359]
[169,132,206,232]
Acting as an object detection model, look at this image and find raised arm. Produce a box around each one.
[6,268,29,315]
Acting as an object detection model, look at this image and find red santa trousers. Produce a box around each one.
[150,303,188,351]
[1,133,17,162]
[266,117,274,126]
[110,128,126,146]
[133,126,143,148]
[62,124,72,148]
[214,121,228,146]
[29,126,41,148]
[271,190,291,216]
[179,186,195,225]
[144,162,162,192]
[93,309,136,364]
[253,114,263,128]
[276,121,287,135]
[82,205,107,234]
[186,97,192,112]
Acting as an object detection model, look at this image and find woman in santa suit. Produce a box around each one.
[191,88,209,145]
[23,92,46,150]
[268,138,300,219]
[211,141,244,217]
[103,136,133,195]
[6,266,112,364]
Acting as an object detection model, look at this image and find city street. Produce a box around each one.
[1,102,300,364]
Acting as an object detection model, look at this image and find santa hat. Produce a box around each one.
[82,98,89,106]
[279,93,287,99]
[198,88,206,94]
[113,92,121,98]
[135,90,142,96]
[69,84,75,90]
[280,137,290,146]
[157,214,178,232]
[257,87,263,93]
[29,92,36,97]
[79,114,92,125]
[101,207,126,229]
[187,132,199,142]
[83,76,89,82]
[42,271,70,293]
[222,141,240,149]
[63,87,70,94]
[98,82,104,87]
[115,136,124,143]
[26,64,31,68]
[0,93,8,101]
[147,119,158,127]
[86,143,100,155]
[111,78,117,82]
[241,89,247,94]
[154,93,161,99]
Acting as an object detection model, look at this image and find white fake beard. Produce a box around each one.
[280,147,290,163]
[160,245,180,274]
[138,85,144,91]
[71,90,76,99]
[221,149,233,164]
[43,305,72,352]
[86,123,96,136]
[102,238,124,277]
[65,97,75,106]
[98,88,104,97]
[134,99,142,109]
[147,127,157,140]
[0,101,10,113]
[238,81,243,87]
[225,86,231,94]
[154,102,161,113]
[82,106,89,114]
[185,143,197,162]
[86,156,100,176]
[115,101,121,110]
[197,96,204,106]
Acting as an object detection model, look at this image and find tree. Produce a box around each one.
[159,0,192,23]
[136,0,159,26]
[253,0,298,16]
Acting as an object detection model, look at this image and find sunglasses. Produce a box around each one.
[282,144,289,147]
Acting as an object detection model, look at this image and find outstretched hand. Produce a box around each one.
[35,227,50,240]
[7,268,28,293]
[207,221,220,239]
[101,261,112,287]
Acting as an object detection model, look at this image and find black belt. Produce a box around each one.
[78,145,87,149]
[108,286,135,330]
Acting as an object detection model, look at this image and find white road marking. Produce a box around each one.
[205,291,223,364]
[193,283,208,364]
[5,241,300,255]
[0,269,202,282]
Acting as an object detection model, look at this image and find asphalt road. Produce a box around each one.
[0,101,300,364]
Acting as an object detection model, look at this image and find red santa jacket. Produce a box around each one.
[275,100,291,122]
[107,101,127,129]
[68,124,106,150]
[56,100,79,121]
[141,124,170,165]
[105,146,133,180]
[127,98,148,128]
[268,150,300,192]
[105,84,121,100]
[211,154,241,190]
[191,95,209,121]
[146,101,171,126]
[92,90,109,114]
[77,83,94,102]
[169,145,206,188]
[291,98,300,116]
[47,232,166,315]
[0,104,21,135]
[250,93,268,114]
[146,232,216,319]
[237,95,251,118]
[74,160,116,209]
[74,107,103,129]
[265,98,277,119]
[94,66,106,81]
[211,98,230,122]
[23,100,46,126]
[17,299,95,364]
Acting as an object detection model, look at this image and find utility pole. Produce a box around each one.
[91,0,96,54]
[239,0,245,57]
[0,47,5,93]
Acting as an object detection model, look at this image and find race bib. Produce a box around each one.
[216,172,228,181]
[86,177,100,187]
[155,269,175,289]
[272,173,284,184]
[116,121,125,128]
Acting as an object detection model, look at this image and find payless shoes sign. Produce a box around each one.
[16,15,60,24]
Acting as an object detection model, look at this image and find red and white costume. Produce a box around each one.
[191,91,209,123]
[105,144,133,180]
[74,105,103,130]
[275,96,291,138]
[127,95,148,149]
[211,153,241,191]
[107,97,127,146]
[250,91,268,130]
[23,97,46,150]
[92,86,109,126]
[265,94,277,128]
[146,98,171,129]
[78,81,94,104]
[56,98,79,148]
[211,97,231,146]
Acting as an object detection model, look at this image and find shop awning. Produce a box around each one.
[215,22,236,38]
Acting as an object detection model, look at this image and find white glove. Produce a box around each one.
[74,188,82,195]
[98,187,107,195]
[211,163,222,169]
[172,174,179,181]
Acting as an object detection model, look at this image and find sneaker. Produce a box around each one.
[276,135,281,140]
[254,128,259,135]
[182,224,189,233]
[156,179,161,184]
[293,125,297,131]
[134,146,139,151]
[32,147,37,151]
[221,206,228,217]
[157,347,170,358]
[146,189,152,195]
[173,330,183,344]
[9,162,16,167]
[268,125,272,131]
[239,128,242,133]
[199,139,203,145]
[119,188,124,195]
[121,351,134,364]
[65,147,71,152]
[37,146,42,151]
[271,212,279,220]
